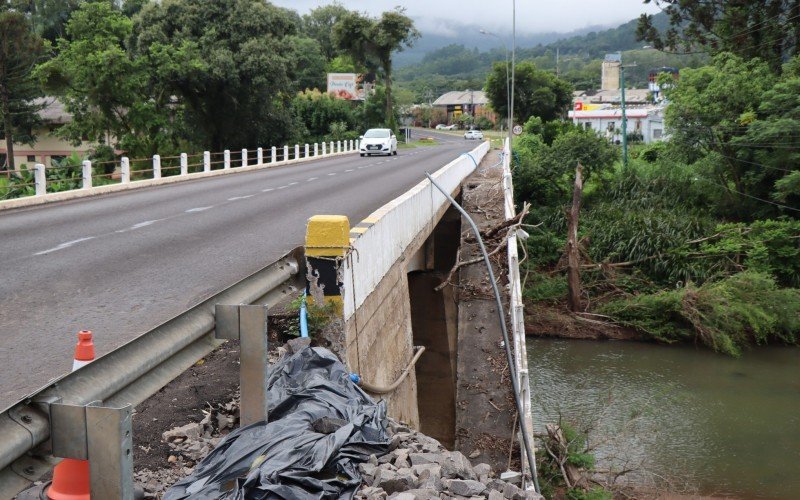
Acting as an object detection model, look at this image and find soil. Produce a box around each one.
[524,302,642,341]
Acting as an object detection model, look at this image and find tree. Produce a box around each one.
[37,1,173,158]
[637,0,800,73]
[133,0,305,151]
[302,2,349,61]
[0,11,45,170]
[485,61,572,124]
[333,8,419,130]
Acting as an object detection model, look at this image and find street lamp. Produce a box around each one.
[479,29,511,141]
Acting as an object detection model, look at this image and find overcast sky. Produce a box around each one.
[272,1,661,35]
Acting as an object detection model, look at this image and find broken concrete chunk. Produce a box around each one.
[446,479,487,497]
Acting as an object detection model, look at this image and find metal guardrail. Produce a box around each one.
[0,248,305,498]
[502,138,537,489]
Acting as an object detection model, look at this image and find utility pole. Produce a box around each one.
[620,57,637,171]
[510,0,516,153]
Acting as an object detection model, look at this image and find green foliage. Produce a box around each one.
[286,294,338,338]
[599,271,800,356]
[523,272,567,304]
[302,2,350,61]
[485,61,573,123]
[293,89,358,143]
[0,10,46,169]
[566,487,613,500]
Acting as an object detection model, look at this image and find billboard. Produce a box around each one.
[327,73,360,100]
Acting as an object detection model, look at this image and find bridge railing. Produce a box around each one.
[0,139,359,211]
[0,249,305,498]
[502,138,536,488]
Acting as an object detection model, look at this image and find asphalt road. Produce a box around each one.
[0,130,477,409]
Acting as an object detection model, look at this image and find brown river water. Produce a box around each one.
[526,339,800,499]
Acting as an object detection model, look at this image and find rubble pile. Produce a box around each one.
[356,420,543,500]
[135,397,239,498]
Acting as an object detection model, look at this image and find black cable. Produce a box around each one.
[425,170,541,495]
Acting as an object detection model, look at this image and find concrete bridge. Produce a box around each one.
[0,133,535,496]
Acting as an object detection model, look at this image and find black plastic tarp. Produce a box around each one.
[164,346,390,499]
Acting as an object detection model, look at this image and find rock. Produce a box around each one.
[162,422,203,443]
[358,486,388,499]
[393,449,411,468]
[468,450,481,459]
[411,464,442,478]
[312,416,348,434]
[369,454,379,466]
[410,453,439,466]
[167,455,177,463]
[488,490,505,500]
[446,479,486,497]
[390,489,440,500]
[502,483,527,499]
[377,468,416,495]
[440,452,477,480]
[499,471,522,485]
[286,337,311,354]
[473,463,491,477]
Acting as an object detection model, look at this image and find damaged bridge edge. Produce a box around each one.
[502,138,536,486]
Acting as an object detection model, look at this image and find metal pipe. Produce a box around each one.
[359,347,425,394]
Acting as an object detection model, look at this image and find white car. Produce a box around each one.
[360,128,397,156]
[464,130,484,140]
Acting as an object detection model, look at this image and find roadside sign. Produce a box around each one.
[512,125,523,136]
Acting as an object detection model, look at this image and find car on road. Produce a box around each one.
[359,128,397,156]
[464,129,484,140]
[435,124,458,130]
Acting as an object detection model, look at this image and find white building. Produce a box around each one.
[568,106,666,144]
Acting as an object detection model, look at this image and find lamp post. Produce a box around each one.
[479,29,510,139]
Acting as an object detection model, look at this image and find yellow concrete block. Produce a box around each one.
[306,215,350,257]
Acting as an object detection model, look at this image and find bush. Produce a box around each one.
[599,271,800,356]
[523,272,568,304]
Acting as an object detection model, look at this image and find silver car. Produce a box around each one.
[464,130,484,140]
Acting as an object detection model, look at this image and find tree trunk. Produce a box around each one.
[566,163,584,312]
[383,58,394,130]
[2,90,14,170]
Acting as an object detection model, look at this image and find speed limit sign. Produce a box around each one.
[512,124,523,135]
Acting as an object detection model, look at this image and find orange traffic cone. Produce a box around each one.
[47,330,95,500]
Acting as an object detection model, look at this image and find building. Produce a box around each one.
[568,105,665,143]
[0,98,100,169]
[432,90,495,124]
[601,53,621,91]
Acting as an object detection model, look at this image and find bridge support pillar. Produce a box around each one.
[304,215,349,316]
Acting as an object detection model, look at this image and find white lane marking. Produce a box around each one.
[34,237,96,256]
[357,166,364,169]
[186,206,214,213]
[307,177,318,181]
[277,185,288,189]
[345,169,354,172]
[262,188,274,192]
[328,173,336,176]
[289,182,298,186]
[227,195,254,201]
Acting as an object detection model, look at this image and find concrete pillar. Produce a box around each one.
[153,154,161,179]
[241,149,248,167]
[271,146,277,163]
[330,142,334,154]
[223,150,230,170]
[314,143,319,156]
[121,157,130,183]
[203,151,210,173]
[34,163,46,196]
[257,147,263,165]
[305,215,350,314]
[283,145,288,162]
[356,140,360,151]
[304,144,309,158]
[180,153,188,176]
[294,144,300,161]
[82,160,92,189]
[350,140,355,151]
[337,141,342,153]
[322,142,327,155]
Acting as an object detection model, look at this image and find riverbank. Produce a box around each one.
[524,302,641,341]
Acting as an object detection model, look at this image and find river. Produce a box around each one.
[526,339,800,499]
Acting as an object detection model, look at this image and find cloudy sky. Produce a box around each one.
[272,1,662,35]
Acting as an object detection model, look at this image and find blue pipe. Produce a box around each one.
[299,291,309,338]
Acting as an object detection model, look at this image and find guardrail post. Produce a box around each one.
[337,140,342,153]
[180,153,188,176]
[215,304,269,426]
[305,215,349,315]
[271,146,277,163]
[329,141,334,154]
[322,142,327,156]
[294,144,299,161]
[355,140,360,151]
[82,160,92,189]
[304,144,309,158]
[223,150,230,170]
[152,155,161,180]
[257,147,263,165]
[314,143,319,156]
[350,139,354,151]
[34,163,46,196]
[203,151,210,173]
[241,149,247,167]
[121,157,130,184]
[283,145,289,162]
[50,402,134,499]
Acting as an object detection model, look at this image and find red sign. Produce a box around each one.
[574,102,584,111]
